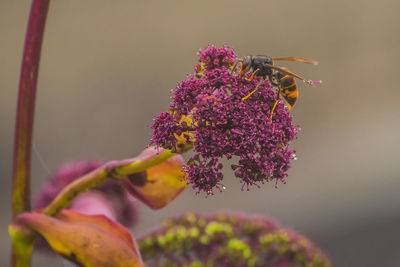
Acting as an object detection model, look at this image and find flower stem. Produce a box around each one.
[9,223,36,267]
[11,1,50,266]
[12,0,50,218]
[43,145,192,217]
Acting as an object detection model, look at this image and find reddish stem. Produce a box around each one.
[12,0,50,218]
[11,1,50,266]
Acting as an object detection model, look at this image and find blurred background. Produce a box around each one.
[1,1,400,266]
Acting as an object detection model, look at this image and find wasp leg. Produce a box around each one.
[231,60,240,74]
[233,62,245,77]
[270,88,281,121]
[237,62,245,77]
[242,78,264,101]
[231,60,243,76]
[245,68,260,81]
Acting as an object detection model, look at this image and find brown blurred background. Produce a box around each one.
[2,1,400,266]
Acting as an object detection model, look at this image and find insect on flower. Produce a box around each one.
[231,55,322,119]
[151,45,303,194]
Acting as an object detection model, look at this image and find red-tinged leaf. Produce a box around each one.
[123,148,187,209]
[11,212,144,267]
[56,210,140,257]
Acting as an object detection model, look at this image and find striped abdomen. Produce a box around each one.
[277,68,298,110]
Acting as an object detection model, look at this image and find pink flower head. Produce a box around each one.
[150,44,299,195]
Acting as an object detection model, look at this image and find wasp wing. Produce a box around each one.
[262,63,314,86]
[271,57,319,65]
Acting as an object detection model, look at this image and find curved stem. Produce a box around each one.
[12,0,50,218]
[11,1,50,266]
[43,145,192,217]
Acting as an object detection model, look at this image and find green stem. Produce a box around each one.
[9,223,36,267]
[43,145,191,217]
[11,1,50,266]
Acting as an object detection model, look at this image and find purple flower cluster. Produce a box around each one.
[138,212,331,267]
[150,44,299,194]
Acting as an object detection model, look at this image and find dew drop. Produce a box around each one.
[222,186,226,190]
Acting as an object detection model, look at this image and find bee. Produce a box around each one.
[231,55,321,119]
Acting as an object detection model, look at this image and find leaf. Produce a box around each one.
[11,211,144,267]
[122,148,187,209]
[56,210,141,256]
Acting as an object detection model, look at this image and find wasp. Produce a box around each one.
[231,55,321,119]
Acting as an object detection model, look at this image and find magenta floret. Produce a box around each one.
[150,44,299,195]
